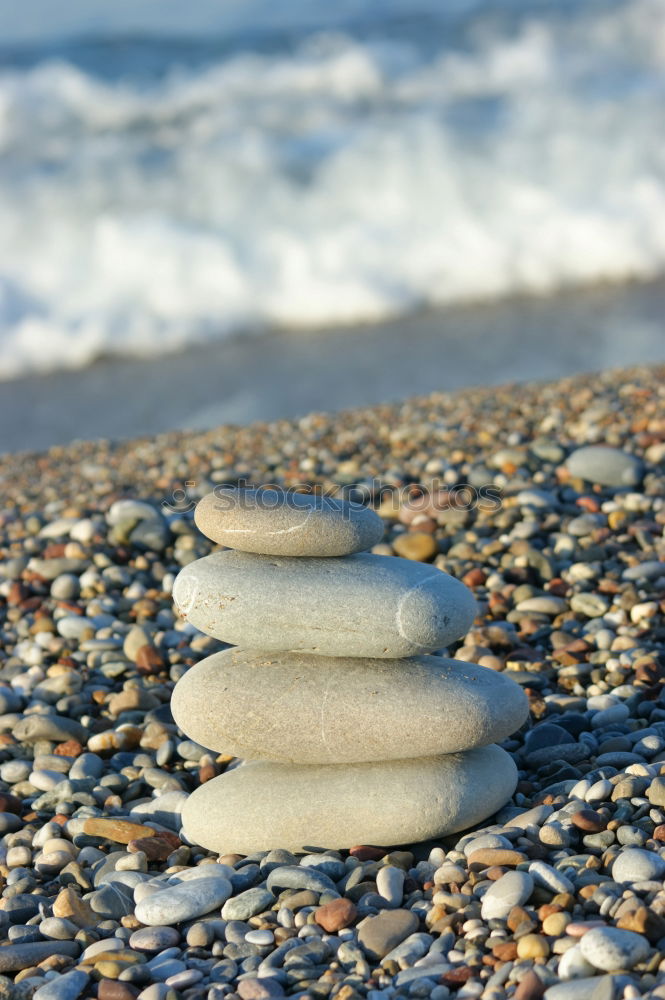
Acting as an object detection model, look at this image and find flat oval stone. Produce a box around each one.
[480,870,534,921]
[180,745,517,854]
[195,489,384,557]
[172,551,477,658]
[565,446,643,487]
[134,875,232,925]
[579,926,650,971]
[171,648,528,763]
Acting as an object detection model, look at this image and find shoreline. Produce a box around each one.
[2,277,665,454]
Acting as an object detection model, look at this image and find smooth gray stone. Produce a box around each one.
[33,969,89,1000]
[194,489,384,557]
[579,926,650,971]
[480,870,534,920]
[172,551,477,658]
[0,941,80,971]
[134,875,233,925]
[181,745,517,854]
[545,980,608,1000]
[565,445,643,487]
[129,926,181,951]
[612,847,665,883]
[221,887,275,921]
[129,790,188,831]
[266,866,338,896]
[172,648,528,763]
[357,909,419,960]
[13,715,87,744]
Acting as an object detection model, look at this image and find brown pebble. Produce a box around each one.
[98,981,139,1000]
[54,740,84,757]
[467,848,527,869]
[616,905,665,942]
[507,906,536,934]
[349,846,387,861]
[515,969,546,1000]
[38,955,74,972]
[492,941,518,961]
[315,898,358,933]
[128,836,177,861]
[570,809,607,833]
[82,819,157,844]
[442,967,474,985]
[135,645,165,674]
[52,886,96,927]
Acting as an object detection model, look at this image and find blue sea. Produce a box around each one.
[1,0,664,384]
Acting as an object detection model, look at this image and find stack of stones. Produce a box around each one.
[171,489,529,854]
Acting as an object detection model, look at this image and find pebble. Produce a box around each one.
[612,848,665,883]
[357,909,419,960]
[315,898,358,932]
[194,488,384,557]
[32,971,90,1000]
[172,649,528,763]
[129,927,181,952]
[0,942,80,972]
[579,926,650,970]
[565,445,643,487]
[480,871,534,920]
[222,888,275,921]
[528,861,574,894]
[134,876,233,925]
[172,550,477,658]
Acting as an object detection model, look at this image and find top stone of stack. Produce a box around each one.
[195,488,384,557]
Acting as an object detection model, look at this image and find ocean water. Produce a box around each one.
[1,0,664,380]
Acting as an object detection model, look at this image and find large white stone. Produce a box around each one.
[172,551,476,658]
[171,648,529,763]
[194,489,384,557]
[180,745,518,854]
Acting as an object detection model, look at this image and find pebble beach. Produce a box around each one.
[1,362,665,1000]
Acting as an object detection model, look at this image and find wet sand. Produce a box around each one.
[1,278,664,454]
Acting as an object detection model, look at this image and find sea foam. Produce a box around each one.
[0,0,664,377]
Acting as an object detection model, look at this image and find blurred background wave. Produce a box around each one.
[1,0,664,380]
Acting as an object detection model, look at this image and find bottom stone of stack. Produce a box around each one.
[181,744,517,855]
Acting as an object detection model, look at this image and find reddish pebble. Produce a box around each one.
[515,970,546,1000]
[98,980,140,1000]
[462,568,486,588]
[55,740,84,757]
[349,846,387,862]
[565,921,607,938]
[570,809,607,833]
[128,832,181,860]
[576,496,600,513]
[442,968,474,985]
[492,941,518,961]
[315,898,358,932]
[199,764,217,783]
[8,582,28,606]
[135,645,165,674]
[653,825,665,841]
